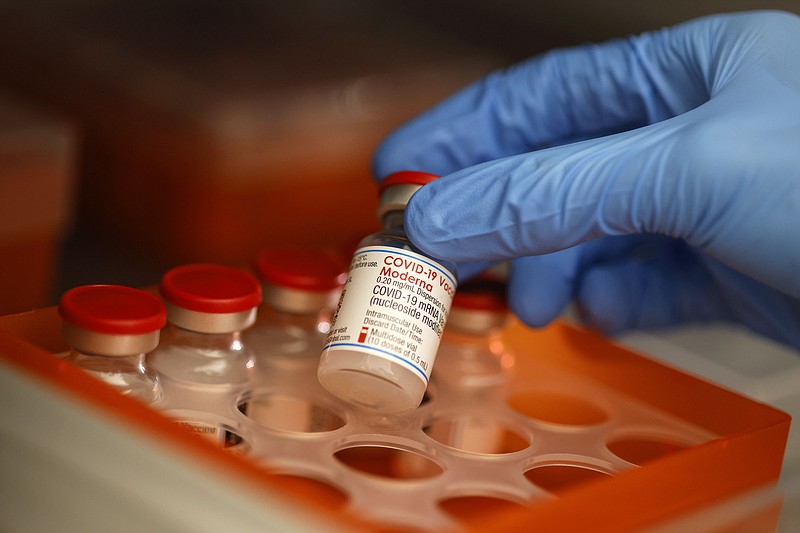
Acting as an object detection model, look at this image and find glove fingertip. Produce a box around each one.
[508,293,565,328]
[507,266,573,328]
[404,192,450,257]
[371,135,407,180]
[577,268,637,335]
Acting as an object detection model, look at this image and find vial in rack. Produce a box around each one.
[432,274,515,391]
[58,284,166,405]
[422,275,516,458]
[318,171,457,413]
[147,264,261,413]
[244,246,346,376]
[240,247,347,433]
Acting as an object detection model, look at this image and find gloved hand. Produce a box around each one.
[373,10,800,349]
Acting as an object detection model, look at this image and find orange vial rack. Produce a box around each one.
[0,302,791,532]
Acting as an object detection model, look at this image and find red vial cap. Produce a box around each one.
[452,278,508,312]
[160,264,262,314]
[378,170,439,193]
[254,247,347,292]
[59,285,167,335]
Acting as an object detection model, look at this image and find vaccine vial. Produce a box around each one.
[239,247,346,434]
[416,275,516,460]
[432,275,515,391]
[244,246,346,374]
[318,171,457,413]
[237,247,346,435]
[147,263,261,394]
[58,284,167,404]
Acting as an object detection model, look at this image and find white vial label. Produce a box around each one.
[324,246,456,384]
[174,420,248,456]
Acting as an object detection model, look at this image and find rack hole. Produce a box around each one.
[525,465,610,494]
[438,496,526,524]
[239,393,345,433]
[507,391,608,426]
[524,465,611,494]
[419,389,433,406]
[334,445,443,480]
[424,416,528,454]
[607,436,690,466]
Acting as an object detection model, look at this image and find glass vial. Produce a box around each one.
[147,263,262,392]
[240,247,347,434]
[417,275,516,460]
[318,171,457,413]
[432,275,515,391]
[244,246,346,374]
[58,284,167,404]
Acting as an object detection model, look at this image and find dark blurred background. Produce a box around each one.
[1,0,799,315]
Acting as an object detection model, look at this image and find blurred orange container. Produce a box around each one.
[0,305,790,532]
[0,92,77,315]
[0,1,496,265]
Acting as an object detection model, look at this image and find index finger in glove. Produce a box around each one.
[372,14,718,178]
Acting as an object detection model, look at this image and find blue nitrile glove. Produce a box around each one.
[373,11,800,349]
